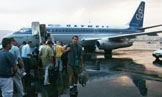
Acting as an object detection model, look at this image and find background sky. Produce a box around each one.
[0,0,162,31]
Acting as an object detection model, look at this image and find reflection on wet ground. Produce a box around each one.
[84,53,162,82]
[87,57,149,96]
[80,51,162,97]
[1,50,162,97]
[23,71,69,97]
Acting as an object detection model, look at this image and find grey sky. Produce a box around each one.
[0,0,162,31]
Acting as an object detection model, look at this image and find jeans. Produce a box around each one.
[22,58,31,83]
[44,64,50,85]
[0,78,13,97]
[55,57,62,71]
[13,69,24,97]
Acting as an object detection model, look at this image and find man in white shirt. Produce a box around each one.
[21,41,32,83]
[19,41,26,57]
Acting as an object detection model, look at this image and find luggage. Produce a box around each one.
[78,70,89,87]
[48,66,58,84]
[30,57,38,69]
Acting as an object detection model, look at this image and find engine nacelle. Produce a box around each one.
[96,39,133,50]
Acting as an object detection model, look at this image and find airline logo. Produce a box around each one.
[136,6,144,21]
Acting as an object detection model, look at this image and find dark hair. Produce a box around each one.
[2,38,12,48]
[28,41,32,44]
[36,43,39,47]
[22,41,26,45]
[42,40,46,44]
[61,41,64,46]
[10,37,15,42]
[72,35,78,39]
[47,40,53,45]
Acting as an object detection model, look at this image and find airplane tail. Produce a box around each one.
[129,1,145,28]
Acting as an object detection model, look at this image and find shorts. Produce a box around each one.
[67,65,81,75]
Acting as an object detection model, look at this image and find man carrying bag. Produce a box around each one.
[63,36,83,95]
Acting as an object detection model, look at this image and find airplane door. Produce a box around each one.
[40,24,46,42]
[32,22,50,44]
[40,24,52,42]
[32,22,40,35]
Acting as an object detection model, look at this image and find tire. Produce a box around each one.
[104,50,112,59]
[84,46,96,52]
[155,56,160,60]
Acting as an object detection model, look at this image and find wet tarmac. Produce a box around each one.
[1,48,162,97]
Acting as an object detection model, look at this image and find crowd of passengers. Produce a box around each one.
[0,35,83,97]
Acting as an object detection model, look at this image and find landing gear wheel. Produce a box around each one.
[104,50,112,59]
[84,46,96,52]
[155,56,160,61]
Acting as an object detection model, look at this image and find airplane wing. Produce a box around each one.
[81,30,162,43]
[140,24,162,30]
[108,30,162,40]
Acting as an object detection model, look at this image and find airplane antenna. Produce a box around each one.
[89,20,91,24]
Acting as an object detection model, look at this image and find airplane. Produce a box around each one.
[3,1,162,57]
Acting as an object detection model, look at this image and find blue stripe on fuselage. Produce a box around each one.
[48,28,137,34]
[12,27,138,35]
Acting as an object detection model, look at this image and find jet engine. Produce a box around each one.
[96,39,133,50]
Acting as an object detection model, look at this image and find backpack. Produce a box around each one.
[61,44,71,61]
[61,52,68,61]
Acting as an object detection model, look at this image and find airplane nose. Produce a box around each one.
[3,33,12,38]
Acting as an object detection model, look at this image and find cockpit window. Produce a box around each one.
[19,28,28,32]
[19,28,31,33]
[13,28,32,34]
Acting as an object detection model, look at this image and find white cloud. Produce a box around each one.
[0,0,162,30]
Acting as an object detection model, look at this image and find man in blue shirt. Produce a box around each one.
[0,38,18,97]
